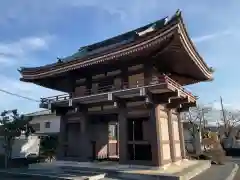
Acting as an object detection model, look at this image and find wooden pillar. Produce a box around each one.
[150,104,162,166]
[56,114,67,159]
[78,109,91,160]
[118,102,128,164]
[167,110,177,162]
[177,114,186,159]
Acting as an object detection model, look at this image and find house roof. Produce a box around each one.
[25,110,54,117]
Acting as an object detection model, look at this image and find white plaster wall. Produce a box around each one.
[173,121,180,141]
[175,143,181,157]
[171,113,181,158]
[30,114,60,134]
[0,135,40,158]
[161,117,169,141]
[162,144,171,160]
[158,108,171,161]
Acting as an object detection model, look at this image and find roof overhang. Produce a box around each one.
[19,12,213,86]
[177,18,213,80]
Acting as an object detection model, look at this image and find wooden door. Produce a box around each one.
[66,123,80,157]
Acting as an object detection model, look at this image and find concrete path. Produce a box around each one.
[0,168,110,180]
[192,162,238,180]
[1,158,239,180]
[227,157,240,180]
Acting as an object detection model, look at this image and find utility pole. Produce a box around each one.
[201,107,211,130]
[202,109,206,129]
[220,96,227,128]
[220,96,230,140]
[199,108,203,131]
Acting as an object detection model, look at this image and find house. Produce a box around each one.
[26,110,60,157]
[0,110,60,159]
[26,110,60,136]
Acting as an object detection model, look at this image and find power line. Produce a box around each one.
[0,88,40,102]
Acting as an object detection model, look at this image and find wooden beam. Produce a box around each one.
[177,102,197,112]
[55,107,70,116]
[52,94,147,109]
[166,102,181,109]
[170,97,189,104]
[151,91,179,104]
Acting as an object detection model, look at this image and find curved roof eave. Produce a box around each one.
[177,17,213,80]
[19,24,179,80]
[19,13,213,81]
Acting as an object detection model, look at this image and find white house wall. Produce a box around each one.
[0,135,40,158]
[30,114,60,134]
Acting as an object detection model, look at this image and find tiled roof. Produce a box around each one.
[25,110,54,117]
[20,10,181,71]
[60,15,171,63]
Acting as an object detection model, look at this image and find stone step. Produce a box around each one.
[28,160,212,180]
[58,160,211,180]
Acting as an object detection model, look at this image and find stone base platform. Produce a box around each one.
[29,159,211,180]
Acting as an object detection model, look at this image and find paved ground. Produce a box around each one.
[230,158,240,180]
[0,168,123,180]
[1,158,240,180]
[191,162,237,180]
[234,171,240,180]
[222,157,240,180]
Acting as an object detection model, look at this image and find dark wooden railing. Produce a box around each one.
[40,75,195,104]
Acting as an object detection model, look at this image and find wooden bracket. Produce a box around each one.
[170,97,189,105]
[177,102,197,112]
[151,91,179,104]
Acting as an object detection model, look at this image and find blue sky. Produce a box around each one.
[0,0,239,113]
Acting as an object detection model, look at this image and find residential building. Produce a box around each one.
[26,110,60,135]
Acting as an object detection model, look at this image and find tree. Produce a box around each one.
[182,105,212,153]
[0,109,34,168]
[219,110,240,148]
[182,106,203,154]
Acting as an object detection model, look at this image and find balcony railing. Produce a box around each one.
[40,75,196,104]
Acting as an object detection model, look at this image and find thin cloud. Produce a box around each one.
[192,30,233,43]
[0,35,54,65]
[212,101,240,111]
